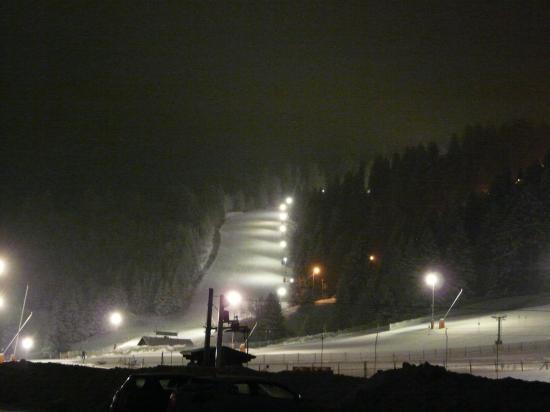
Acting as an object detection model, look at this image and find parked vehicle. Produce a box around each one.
[166,376,305,411]
[110,372,197,412]
[110,372,306,412]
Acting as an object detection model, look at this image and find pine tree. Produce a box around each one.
[254,293,286,341]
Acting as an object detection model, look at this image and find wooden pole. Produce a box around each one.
[204,288,214,366]
[215,294,225,368]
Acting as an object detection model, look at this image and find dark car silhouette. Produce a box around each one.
[110,372,309,412]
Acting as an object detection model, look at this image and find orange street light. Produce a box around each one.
[312,266,321,291]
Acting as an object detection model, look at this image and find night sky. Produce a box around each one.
[2,1,549,171]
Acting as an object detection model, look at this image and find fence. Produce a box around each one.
[69,337,550,381]
[82,344,550,381]
[246,357,550,379]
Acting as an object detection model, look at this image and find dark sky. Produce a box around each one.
[2,1,549,170]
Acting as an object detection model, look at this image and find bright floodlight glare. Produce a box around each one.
[279,224,287,233]
[0,259,6,275]
[0,296,4,308]
[425,272,438,287]
[289,277,295,283]
[282,257,288,264]
[21,337,34,351]
[285,197,293,205]
[279,212,288,221]
[225,290,242,307]
[277,287,287,297]
[279,203,287,212]
[313,266,321,275]
[109,311,123,327]
[279,240,287,248]
[369,254,376,262]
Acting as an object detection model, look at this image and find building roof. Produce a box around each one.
[137,336,194,347]
[181,345,256,366]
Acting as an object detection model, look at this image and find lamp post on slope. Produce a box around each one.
[425,272,439,329]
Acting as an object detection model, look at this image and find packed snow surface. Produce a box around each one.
[58,209,550,383]
[79,210,288,351]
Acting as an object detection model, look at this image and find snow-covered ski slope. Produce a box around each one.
[81,209,288,351]
[65,208,550,382]
[254,305,550,356]
[80,209,550,367]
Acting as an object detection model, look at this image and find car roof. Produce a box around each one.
[126,373,290,388]
[128,372,199,379]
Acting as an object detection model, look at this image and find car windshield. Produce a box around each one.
[256,383,295,399]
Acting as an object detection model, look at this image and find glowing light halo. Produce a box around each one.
[277,287,287,297]
[109,311,123,327]
[225,290,243,307]
[21,336,34,351]
[425,272,439,287]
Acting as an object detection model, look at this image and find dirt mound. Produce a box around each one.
[2,361,549,411]
[347,363,550,411]
[0,361,130,411]
[0,362,362,411]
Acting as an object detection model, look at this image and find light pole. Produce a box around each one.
[13,283,29,359]
[312,266,321,292]
[0,258,7,310]
[225,291,243,349]
[425,272,439,329]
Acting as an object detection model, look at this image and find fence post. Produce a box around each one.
[363,361,367,378]
[469,360,472,374]
[521,360,523,371]
[393,353,396,369]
